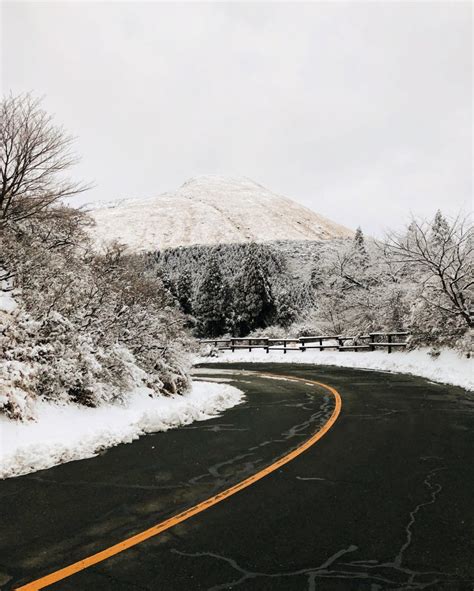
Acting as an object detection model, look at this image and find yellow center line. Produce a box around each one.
[15,373,342,591]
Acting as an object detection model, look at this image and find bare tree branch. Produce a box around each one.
[385,212,473,327]
[0,93,91,224]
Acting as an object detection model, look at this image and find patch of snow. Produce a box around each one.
[196,348,473,391]
[0,381,244,479]
[0,293,17,313]
[0,269,17,312]
[88,175,353,252]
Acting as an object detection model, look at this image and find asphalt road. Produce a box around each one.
[1,363,473,590]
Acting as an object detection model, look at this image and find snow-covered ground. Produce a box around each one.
[198,348,472,391]
[0,380,244,479]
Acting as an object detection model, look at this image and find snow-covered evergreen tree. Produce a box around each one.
[192,253,228,337]
[228,243,276,336]
[353,226,368,263]
[431,210,451,247]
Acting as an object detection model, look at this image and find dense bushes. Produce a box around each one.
[0,211,192,419]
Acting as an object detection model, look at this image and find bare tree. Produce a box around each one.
[0,93,89,224]
[385,212,473,327]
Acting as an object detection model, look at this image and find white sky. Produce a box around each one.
[2,1,472,236]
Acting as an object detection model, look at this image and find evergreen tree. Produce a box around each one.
[175,272,193,315]
[192,254,226,337]
[431,210,451,247]
[229,243,276,336]
[275,289,299,328]
[353,226,368,264]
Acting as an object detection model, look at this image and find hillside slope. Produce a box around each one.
[89,175,353,252]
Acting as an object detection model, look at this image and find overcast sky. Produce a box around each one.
[2,1,472,235]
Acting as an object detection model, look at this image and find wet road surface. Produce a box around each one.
[1,363,473,590]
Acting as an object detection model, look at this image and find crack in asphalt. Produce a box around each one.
[169,467,464,591]
[171,545,366,590]
[340,467,455,590]
[171,542,464,591]
[169,545,422,590]
[393,468,446,569]
[187,394,333,489]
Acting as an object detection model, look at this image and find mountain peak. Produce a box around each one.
[179,175,269,194]
[90,177,353,252]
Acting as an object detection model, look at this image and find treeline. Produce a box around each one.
[152,214,472,352]
[0,94,191,420]
[147,242,312,337]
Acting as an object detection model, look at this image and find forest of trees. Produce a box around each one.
[0,94,191,420]
[153,213,472,351]
[150,242,287,337]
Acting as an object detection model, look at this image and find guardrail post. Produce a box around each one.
[231,338,235,353]
[265,338,269,353]
[388,334,392,354]
[319,337,323,351]
[300,338,305,352]
[248,338,251,352]
[369,334,375,352]
[283,339,287,354]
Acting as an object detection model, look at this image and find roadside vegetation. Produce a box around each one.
[0,94,191,420]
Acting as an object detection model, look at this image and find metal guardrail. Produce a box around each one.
[199,332,409,354]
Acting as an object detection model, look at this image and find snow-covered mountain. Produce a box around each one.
[89,175,353,252]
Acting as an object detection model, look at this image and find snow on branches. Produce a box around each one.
[0,95,192,420]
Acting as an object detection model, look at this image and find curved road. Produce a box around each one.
[1,363,473,590]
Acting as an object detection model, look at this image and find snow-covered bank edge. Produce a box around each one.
[196,348,473,391]
[0,381,244,479]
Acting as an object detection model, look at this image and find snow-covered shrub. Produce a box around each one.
[0,208,192,420]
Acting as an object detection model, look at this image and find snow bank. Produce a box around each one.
[197,348,472,391]
[0,381,244,479]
